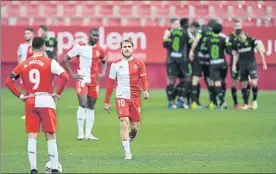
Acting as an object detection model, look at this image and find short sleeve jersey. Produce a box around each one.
[109,58,147,99]
[67,43,106,85]
[232,35,258,65]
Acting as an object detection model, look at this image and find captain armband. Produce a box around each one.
[9,72,20,81]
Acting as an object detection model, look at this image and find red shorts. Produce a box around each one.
[116,98,141,122]
[76,81,99,98]
[25,98,57,133]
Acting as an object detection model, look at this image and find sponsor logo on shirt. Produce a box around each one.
[238,47,252,53]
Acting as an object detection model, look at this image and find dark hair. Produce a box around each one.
[212,23,223,34]
[25,28,34,33]
[120,39,134,48]
[39,25,48,32]
[180,18,189,26]
[235,29,243,35]
[170,18,178,24]
[90,28,99,33]
[207,18,218,29]
[233,18,241,23]
[190,21,200,28]
[32,37,45,50]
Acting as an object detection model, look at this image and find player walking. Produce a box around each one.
[64,28,107,140]
[5,37,69,174]
[104,40,149,160]
[232,29,267,110]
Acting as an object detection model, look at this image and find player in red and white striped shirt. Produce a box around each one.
[17,28,34,63]
[104,40,149,160]
[6,37,69,173]
[64,28,107,140]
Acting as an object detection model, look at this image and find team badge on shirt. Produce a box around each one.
[96,50,100,57]
[133,64,139,71]
[49,40,54,46]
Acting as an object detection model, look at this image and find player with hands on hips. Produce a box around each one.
[64,28,107,141]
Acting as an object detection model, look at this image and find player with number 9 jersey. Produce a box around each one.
[5,37,68,174]
[6,39,69,133]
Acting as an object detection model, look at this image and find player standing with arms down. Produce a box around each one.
[18,28,35,119]
[163,18,180,108]
[163,20,191,109]
[104,40,149,160]
[18,28,35,63]
[232,29,267,110]
[206,23,228,109]
[5,37,69,174]
[226,19,246,109]
[64,28,107,140]
[189,19,218,109]
[38,25,58,62]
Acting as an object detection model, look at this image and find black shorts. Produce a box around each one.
[192,58,210,79]
[220,61,228,80]
[239,62,258,82]
[166,59,190,79]
[210,63,225,81]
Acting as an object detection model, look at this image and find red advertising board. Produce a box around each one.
[1,26,276,64]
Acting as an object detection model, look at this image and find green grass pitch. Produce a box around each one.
[1,88,276,173]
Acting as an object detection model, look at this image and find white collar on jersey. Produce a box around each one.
[32,53,44,58]
[121,57,134,61]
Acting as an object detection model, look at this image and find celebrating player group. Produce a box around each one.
[163,18,267,110]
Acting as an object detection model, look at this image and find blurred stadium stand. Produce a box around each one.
[1,0,275,27]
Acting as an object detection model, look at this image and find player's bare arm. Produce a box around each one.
[104,78,115,112]
[189,34,201,61]
[17,45,23,63]
[232,50,239,73]
[51,59,69,102]
[5,67,26,101]
[163,29,171,41]
[256,43,268,70]
[140,61,150,99]
[104,63,117,112]
[64,54,83,80]
[99,59,107,79]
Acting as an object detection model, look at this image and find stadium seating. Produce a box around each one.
[194,4,210,18]
[80,3,97,17]
[135,4,152,17]
[42,4,60,17]
[106,18,121,26]
[62,3,78,17]
[98,4,115,17]
[173,4,190,17]
[69,17,85,26]
[1,1,275,27]
[116,4,134,17]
